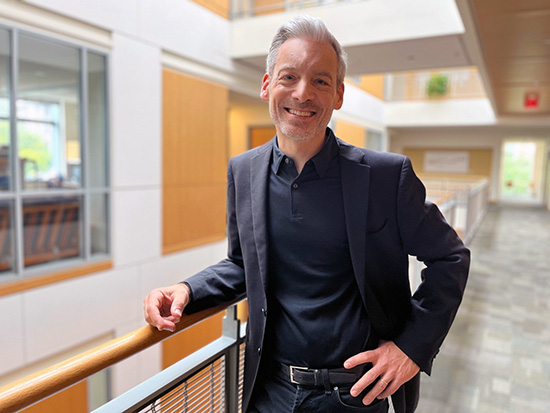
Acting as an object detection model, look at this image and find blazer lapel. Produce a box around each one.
[339,143,370,286]
[250,140,273,293]
[339,141,390,328]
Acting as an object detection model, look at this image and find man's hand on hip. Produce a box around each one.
[143,283,191,332]
[343,341,420,405]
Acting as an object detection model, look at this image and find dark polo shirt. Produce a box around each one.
[266,129,373,368]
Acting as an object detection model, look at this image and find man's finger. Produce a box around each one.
[170,298,184,319]
[377,379,398,400]
[146,302,175,331]
[349,366,381,397]
[362,378,391,405]
[344,350,376,369]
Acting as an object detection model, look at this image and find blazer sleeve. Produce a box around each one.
[392,157,470,374]
[183,159,247,314]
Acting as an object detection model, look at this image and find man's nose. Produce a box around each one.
[292,79,314,102]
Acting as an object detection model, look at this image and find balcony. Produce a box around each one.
[386,67,487,102]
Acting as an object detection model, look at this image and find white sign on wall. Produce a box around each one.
[424,151,470,173]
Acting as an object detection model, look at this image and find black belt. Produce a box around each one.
[276,362,367,387]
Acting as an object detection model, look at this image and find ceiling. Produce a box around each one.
[231,1,550,122]
[469,0,550,117]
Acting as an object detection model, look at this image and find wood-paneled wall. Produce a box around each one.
[252,0,285,15]
[162,69,228,254]
[162,313,225,369]
[334,120,366,148]
[21,382,87,413]
[191,0,230,19]
[360,75,385,100]
[250,126,276,149]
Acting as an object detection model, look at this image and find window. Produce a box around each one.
[0,26,109,277]
[366,129,384,152]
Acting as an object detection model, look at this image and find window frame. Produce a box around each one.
[0,24,111,281]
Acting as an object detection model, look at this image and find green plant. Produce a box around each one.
[426,74,449,98]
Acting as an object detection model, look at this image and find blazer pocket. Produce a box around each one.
[365,218,387,235]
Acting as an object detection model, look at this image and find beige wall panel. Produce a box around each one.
[334,120,365,148]
[163,69,228,253]
[404,148,493,178]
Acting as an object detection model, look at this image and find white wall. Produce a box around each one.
[336,82,386,130]
[23,0,233,72]
[386,98,496,127]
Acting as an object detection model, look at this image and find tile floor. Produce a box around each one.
[415,205,550,413]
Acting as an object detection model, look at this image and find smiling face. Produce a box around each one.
[260,37,344,147]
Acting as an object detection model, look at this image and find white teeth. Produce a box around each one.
[288,108,314,117]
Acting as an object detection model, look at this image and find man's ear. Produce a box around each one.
[260,73,270,101]
[334,82,344,110]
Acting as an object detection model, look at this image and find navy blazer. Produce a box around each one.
[185,132,470,412]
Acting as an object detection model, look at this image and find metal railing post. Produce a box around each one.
[223,304,241,413]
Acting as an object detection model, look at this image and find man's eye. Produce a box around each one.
[316,79,329,86]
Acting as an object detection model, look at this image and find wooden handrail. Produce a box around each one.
[0,299,242,413]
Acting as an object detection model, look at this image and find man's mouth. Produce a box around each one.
[286,108,315,117]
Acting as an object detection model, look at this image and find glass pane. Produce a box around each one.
[0,28,11,191]
[501,142,537,198]
[366,129,383,152]
[90,193,108,255]
[17,34,81,190]
[87,52,108,188]
[0,200,14,273]
[23,196,81,268]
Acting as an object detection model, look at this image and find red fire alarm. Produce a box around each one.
[524,91,539,109]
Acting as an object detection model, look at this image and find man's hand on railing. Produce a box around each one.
[144,283,191,332]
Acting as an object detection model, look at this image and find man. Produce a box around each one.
[144,16,469,413]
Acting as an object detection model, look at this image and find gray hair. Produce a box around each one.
[266,15,348,86]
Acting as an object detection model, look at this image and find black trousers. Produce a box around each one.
[247,363,389,413]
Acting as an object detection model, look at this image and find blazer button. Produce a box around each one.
[257,347,261,356]
[261,308,267,317]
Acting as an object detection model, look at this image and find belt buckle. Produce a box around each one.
[289,365,309,384]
